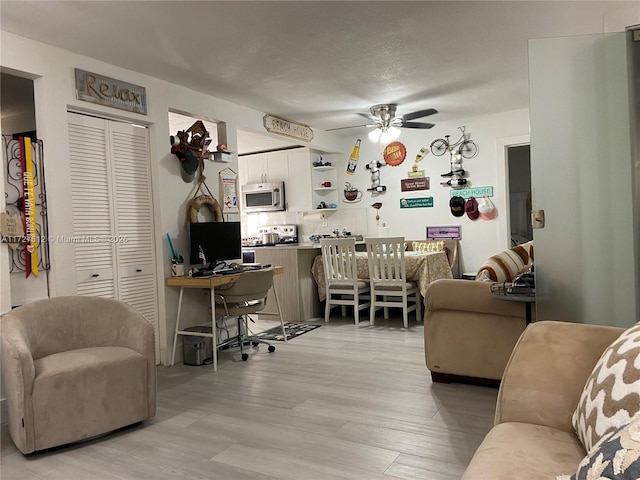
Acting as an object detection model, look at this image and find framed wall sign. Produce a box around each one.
[401,177,429,191]
[75,69,147,114]
[426,225,462,240]
[263,115,314,142]
[400,196,433,208]
[449,186,494,198]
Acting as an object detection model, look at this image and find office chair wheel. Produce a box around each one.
[241,353,249,361]
[268,345,276,353]
[252,341,260,346]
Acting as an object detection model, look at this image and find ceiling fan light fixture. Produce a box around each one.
[368,128,382,142]
[380,126,400,143]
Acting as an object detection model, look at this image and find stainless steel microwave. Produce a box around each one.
[241,182,285,213]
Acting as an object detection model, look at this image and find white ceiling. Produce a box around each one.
[1,1,638,145]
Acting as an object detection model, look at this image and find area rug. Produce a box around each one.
[256,322,321,341]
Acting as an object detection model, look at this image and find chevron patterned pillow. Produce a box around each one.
[572,323,640,452]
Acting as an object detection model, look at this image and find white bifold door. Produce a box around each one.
[529,31,639,327]
[67,112,159,358]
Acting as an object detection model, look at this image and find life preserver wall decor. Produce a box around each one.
[188,195,223,223]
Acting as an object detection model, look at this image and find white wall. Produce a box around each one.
[0,31,345,365]
[249,110,531,273]
[0,30,530,365]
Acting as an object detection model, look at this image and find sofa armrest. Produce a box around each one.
[495,320,623,432]
[1,315,36,454]
[426,279,525,317]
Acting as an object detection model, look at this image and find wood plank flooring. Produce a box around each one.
[1,314,498,479]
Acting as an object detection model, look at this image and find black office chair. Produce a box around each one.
[214,267,285,361]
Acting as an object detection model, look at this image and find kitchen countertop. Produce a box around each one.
[242,243,321,250]
[243,241,367,250]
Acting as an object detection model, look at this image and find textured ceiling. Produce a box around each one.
[1,1,638,137]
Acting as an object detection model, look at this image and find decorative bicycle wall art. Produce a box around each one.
[429,126,478,189]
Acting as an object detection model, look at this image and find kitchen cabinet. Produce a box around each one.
[238,147,343,213]
[238,150,289,185]
[253,246,321,322]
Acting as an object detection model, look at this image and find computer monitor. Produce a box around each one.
[189,221,242,266]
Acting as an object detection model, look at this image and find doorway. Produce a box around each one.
[507,145,533,246]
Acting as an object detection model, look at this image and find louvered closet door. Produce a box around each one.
[109,121,159,355]
[67,112,159,359]
[68,113,116,297]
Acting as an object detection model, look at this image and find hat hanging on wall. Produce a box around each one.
[465,196,479,220]
[478,195,496,220]
[449,196,465,217]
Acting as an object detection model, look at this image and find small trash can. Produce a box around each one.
[183,326,213,366]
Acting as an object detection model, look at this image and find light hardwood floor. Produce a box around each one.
[1,314,497,480]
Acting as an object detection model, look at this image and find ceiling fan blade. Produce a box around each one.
[401,108,438,121]
[401,121,435,129]
[326,124,377,131]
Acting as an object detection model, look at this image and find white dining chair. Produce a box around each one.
[365,236,421,328]
[320,238,370,324]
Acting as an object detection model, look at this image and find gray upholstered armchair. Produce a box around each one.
[1,296,156,454]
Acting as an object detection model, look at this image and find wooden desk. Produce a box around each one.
[167,266,284,371]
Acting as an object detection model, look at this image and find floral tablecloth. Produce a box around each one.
[311,250,453,303]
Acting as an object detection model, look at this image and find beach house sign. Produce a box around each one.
[75,69,147,115]
[263,115,314,142]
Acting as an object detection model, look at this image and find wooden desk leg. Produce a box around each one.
[171,286,185,366]
[210,286,218,372]
[272,284,287,342]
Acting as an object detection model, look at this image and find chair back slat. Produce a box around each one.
[320,238,359,285]
[365,236,407,284]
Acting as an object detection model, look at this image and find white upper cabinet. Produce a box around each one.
[238,147,343,213]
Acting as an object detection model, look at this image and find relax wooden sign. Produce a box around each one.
[75,69,147,114]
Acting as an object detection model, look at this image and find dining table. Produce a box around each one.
[311,250,453,303]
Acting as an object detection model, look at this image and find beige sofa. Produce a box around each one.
[463,320,624,479]
[424,241,534,385]
[424,278,528,385]
[1,296,156,454]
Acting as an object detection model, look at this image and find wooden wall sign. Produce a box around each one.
[263,115,314,142]
[75,69,147,114]
[400,197,433,208]
[426,225,462,240]
[401,177,429,191]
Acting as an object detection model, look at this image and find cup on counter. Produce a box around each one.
[171,260,185,277]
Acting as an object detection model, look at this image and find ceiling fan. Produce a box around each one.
[327,104,437,142]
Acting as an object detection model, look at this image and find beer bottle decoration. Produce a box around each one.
[346,139,361,174]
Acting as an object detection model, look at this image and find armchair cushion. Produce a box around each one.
[571,322,640,452]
